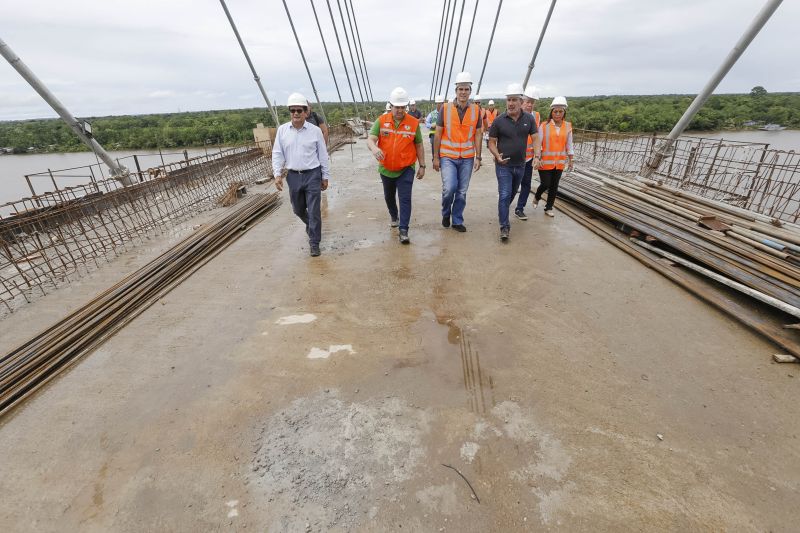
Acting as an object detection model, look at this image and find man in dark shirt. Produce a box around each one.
[407,99,422,120]
[305,103,329,145]
[487,83,540,241]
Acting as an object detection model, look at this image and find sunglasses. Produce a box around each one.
[289,108,306,114]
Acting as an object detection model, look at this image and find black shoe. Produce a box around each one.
[500,227,509,241]
[310,244,321,257]
[452,224,467,232]
[442,216,450,228]
[399,229,410,244]
[514,209,528,220]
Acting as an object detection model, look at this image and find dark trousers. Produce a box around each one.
[381,167,415,231]
[516,159,533,212]
[286,167,322,245]
[535,168,563,211]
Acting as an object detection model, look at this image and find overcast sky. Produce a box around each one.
[1,0,797,121]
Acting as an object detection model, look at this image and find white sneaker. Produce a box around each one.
[531,200,539,210]
[545,209,555,218]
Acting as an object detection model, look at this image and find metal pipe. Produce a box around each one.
[218,0,280,127]
[0,37,132,186]
[443,0,468,102]
[429,0,449,101]
[309,0,344,107]
[634,239,800,319]
[325,0,361,116]
[460,0,480,72]
[640,0,784,178]
[522,0,557,89]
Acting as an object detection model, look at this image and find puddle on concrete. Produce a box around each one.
[275,313,317,325]
[413,310,495,415]
[307,344,355,359]
[354,239,374,250]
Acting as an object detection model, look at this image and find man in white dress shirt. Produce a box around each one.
[272,92,331,257]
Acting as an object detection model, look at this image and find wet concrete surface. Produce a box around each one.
[0,140,798,532]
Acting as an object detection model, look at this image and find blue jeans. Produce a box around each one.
[496,163,525,229]
[381,167,415,231]
[440,157,474,225]
[516,159,534,212]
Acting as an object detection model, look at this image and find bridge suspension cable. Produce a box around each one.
[310,0,345,109]
[436,0,459,97]
[335,0,367,107]
[442,0,468,101]
[345,0,374,102]
[281,0,327,123]
[430,0,450,101]
[476,0,503,95]
[522,0,557,89]
[218,0,280,127]
[324,0,362,116]
[460,0,480,72]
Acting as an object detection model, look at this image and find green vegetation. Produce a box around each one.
[1,92,797,153]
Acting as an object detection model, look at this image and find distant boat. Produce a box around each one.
[759,123,786,131]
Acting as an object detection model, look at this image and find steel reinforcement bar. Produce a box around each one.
[0,192,281,418]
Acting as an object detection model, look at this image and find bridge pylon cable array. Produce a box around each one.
[345,0,374,102]
[436,0,459,98]
[282,0,327,123]
[335,0,366,108]
[443,0,467,102]
[429,0,449,101]
[310,0,345,107]
[325,0,362,116]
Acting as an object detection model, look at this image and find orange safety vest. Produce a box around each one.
[540,120,572,170]
[483,108,497,130]
[525,111,541,161]
[377,112,419,171]
[439,103,480,159]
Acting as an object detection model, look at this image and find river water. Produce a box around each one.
[0,147,218,207]
[686,129,800,152]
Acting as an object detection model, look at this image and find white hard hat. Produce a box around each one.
[389,87,410,107]
[385,102,392,111]
[409,99,416,105]
[523,85,540,100]
[434,94,445,104]
[550,96,568,108]
[286,92,308,107]
[505,83,524,97]
[487,99,495,105]
[454,71,473,85]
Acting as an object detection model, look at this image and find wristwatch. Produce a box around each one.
[476,156,482,161]
[420,164,426,168]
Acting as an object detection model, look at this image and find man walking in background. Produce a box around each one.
[272,92,330,257]
[433,72,482,233]
[305,102,329,146]
[407,99,422,120]
[425,94,445,161]
[515,85,541,220]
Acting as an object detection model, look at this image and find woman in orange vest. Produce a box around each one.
[533,96,574,218]
[367,87,426,244]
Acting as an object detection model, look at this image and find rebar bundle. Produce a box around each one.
[0,193,281,418]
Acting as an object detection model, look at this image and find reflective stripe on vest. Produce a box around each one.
[440,103,479,159]
[525,111,542,161]
[540,120,572,170]
[377,112,419,172]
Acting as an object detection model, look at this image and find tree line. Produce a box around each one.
[1,92,797,153]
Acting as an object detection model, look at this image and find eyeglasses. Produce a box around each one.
[289,108,306,114]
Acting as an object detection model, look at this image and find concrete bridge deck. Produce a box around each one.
[0,141,797,532]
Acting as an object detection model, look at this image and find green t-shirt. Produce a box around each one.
[370,116,423,178]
